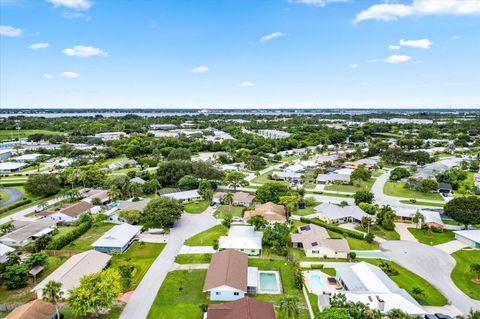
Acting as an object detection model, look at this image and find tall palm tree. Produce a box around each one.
[223,192,234,214]
[42,280,63,319]
[471,263,480,282]
[108,185,122,202]
[411,210,425,229]
[278,295,300,319]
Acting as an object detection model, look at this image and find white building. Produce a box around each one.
[218,226,263,256]
[258,130,291,139]
[0,243,15,263]
[0,162,28,173]
[163,189,202,202]
[11,153,43,162]
[310,203,371,224]
[92,223,142,253]
[93,132,129,141]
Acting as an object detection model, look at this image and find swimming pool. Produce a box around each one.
[258,271,280,293]
[310,274,325,290]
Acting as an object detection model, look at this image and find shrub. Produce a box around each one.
[0,199,32,214]
[310,264,324,269]
[46,220,92,250]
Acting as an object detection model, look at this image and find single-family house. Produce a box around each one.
[310,203,370,224]
[285,164,305,173]
[219,226,263,256]
[291,224,349,258]
[316,172,351,185]
[32,250,111,299]
[393,208,444,229]
[438,183,453,195]
[272,171,303,184]
[163,189,202,202]
[105,198,150,223]
[206,297,276,319]
[0,162,28,173]
[108,159,137,170]
[0,243,15,263]
[91,223,142,253]
[40,201,97,224]
[243,202,286,224]
[213,192,255,207]
[454,230,480,248]
[0,219,57,248]
[129,177,146,185]
[203,249,258,301]
[5,299,58,319]
[82,189,110,204]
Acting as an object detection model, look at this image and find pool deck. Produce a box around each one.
[257,270,282,294]
[303,270,340,296]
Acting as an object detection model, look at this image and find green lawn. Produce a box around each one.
[407,228,455,245]
[327,230,379,250]
[451,249,480,300]
[384,182,444,201]
[281,155,299,162]
[101,156,129,165]
[0,256,67,304]
[61,302,125,319]
[399,200,445,207]
[251,170,280,184]
[364,259,447,306]
[214,205,244,218]
[307,190,354,199]
[0,190,9,204]
[147,269,208,319]
[184,225,227,246]
[321,268,336,277]
[295,206,317,216]
[0,129,64,142]
[110,242,165,291]
[184,200,210,214]
[355,225,400,240]
[62,223,115,251]
[175,254,212,264]
[324,179,375,193]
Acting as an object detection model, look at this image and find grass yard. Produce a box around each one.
[0,129,64,142]
[184,200,210,214]
[321,268,336,277]
[147,269,208,319]
[295,206,317,216]
[407,228,455,245]
[324,179,375,193]
[184,225,227,246]
[0,190,9,204]
[110,242,165,291]
[399,200,445,207]
[384,182,444,201]
[61,302,125,319]
[0,256,67,304]
[355,225,400,241]
[327,230,380,250]
[214,205,244,218]
[281,155,300,162]
[251,170,280,184]
[364,259,447,306]
[451,249,480,300]
[61,222,115,251]
[174,253,212,264]
[248,259,310,319]
[101,156,129,165]
[307,190,354,199]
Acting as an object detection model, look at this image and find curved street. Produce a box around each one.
[0,187,24,209]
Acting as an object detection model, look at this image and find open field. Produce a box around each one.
[0,129,64,142]
[384,182,444,201]
[184,225,227,246]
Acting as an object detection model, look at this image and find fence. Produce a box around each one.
[0,304,19,312]
[42,249,80,257]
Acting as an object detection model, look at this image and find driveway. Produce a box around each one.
[119,208,217,319]
[394,223,418,242]
[0,194,66,225]
[381,240,480,314]
[0,187,24,208]
[434,240,468,254]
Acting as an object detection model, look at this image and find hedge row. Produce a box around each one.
[46,220,92,250]
[0,199,32,214]
[0,182,26,187]
[300,217,366,240]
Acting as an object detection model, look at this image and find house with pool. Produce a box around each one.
[291,224,350,258]
[203,250,281,301]
[218,226,263,256]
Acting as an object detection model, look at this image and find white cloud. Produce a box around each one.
[43,73,54,80]
[354,0,480,23]
[191,66,210,73]
[59,71,80,78]
[28,42,50,49]
[388,45,400,50]
[289,0,348,7]
[62,45,108,58]
[400,38,432,49]
[260,32,286,42]
[348,64,359,68]
[450,35,459,40]
[383,54,412,64]
[0,25,22,37]
[46,0,92,10]
[240,81,255,88]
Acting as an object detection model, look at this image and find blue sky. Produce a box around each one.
[0,0,479,109]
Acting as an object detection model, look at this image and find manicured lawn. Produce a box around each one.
[384,182,443,201]
[184,200,210,214]
[407,228,455,245]
[281,155,299,162]
[355,225,400,241]
[62,223,115,251]
[364,259,448,306]
[61,302,125,319]
[184,225,227,246]
[442,219,462,226]
[101,156,129,165]
[295,206,317,216]
[327,230,379,250]
[307,190,354,199]
[399,200,445,207]
[0,256,68,304]
[0,129,64,142]
[451,249,480,300]
[308,292,320,315]
[324,179,375,193]
[214,205,244,218]
[109,242,165,291]
[0,190,9,204]
[147,269,208,319]
[175,253,212,264]
[321,268,336,277]
[251,170,280,184]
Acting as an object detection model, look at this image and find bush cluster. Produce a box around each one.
[46,220,92,250]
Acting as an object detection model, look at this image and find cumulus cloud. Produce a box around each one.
[28,42,50,49]
[383,54,412,64]
[62,45,108,58]
[400,38,432,49]
[260,32,286,42]
[289,0,348,7]
[43,73,54,80]
[59,71,80,78]
[240,81,255,88]
[388,45,400,50]
[354,0,480,23]
[191,66,210,73]
[348,64,359,68]
[0,25,22,37]
[46,0,92,10]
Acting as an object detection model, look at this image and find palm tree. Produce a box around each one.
[411,210,425,229]
[42,280,63,319]
[278,295,300,319]
[457,310,480,319]
[108,185,122,202]
[223,192,234,214]
[470,263,480,282]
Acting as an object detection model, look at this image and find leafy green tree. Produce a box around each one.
[167,148,191,160]
[358,202,377,215]
[0,264,29,289]
[117,264,134,289]
[444,196,480,228]
[256,181,291,204]
[351,167,371,182]
[470,263,480,282]
[143,196,184,227]
[377,205,396,230]
[263,223,290,256]
[119,209,142,224]
[278,295,300,319]
[245,155,266,171]
[42,280,63,319]
[25,174,61,196]
[386,309,415,319]
[198,179,213,197]
[411,210,425,229]
[223,171,247,191]
[247,215,268,230]
[418,178,438,193]
[24,252,48,270]
[143,179,160,195]
[279,194,301,217]
[177,175,199,190]
[354,190,374,205]
[223,191,234,214]
[317,308,354,319]
[389,167,411,181]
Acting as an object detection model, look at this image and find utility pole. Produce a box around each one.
[15,120,21,145]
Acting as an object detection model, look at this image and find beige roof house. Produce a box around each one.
[243,202,286,223]
[0,219,57,247]
[214,191,255,207]
[207,297,276,319]
[203,249,248,292]
[40,201,94,219]
[291,224,349,258]
[32,250,111,299]
[6,299,56,319]
[83,189,110,204]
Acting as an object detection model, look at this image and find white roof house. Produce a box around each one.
[335,262,425,315]
[163,189,201,202]
[310,203,370,224]
[0,243,15,263]
[0,162,28,173]
[219,226,263,256]
[32,250,111,299]
[394,208,444,227]
[11,153,43,162]
[92,223,142,253]
[285,164,305,173]
[454,230,480,248]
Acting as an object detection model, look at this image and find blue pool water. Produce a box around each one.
[311,274,325,290]
[259,272,279,292]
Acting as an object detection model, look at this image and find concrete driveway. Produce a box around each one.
[0,187,24,208]
[394,223,418,242]
[119,207,217,319]
[381,240,480,314]
[434,240,468,254]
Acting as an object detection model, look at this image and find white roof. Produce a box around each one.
[394,208,444,226]
[0,243,15,256]
[247,267,258,287]
[163,189,200,201]
[454,230,480,243]
[219,226,263,250]
[343,292,425,315]
[0,162,27,170]
[334,168,354,175]
[12,153,42,161]
[311,203,369,221]
[91,223,142,248]
[285,164,305,173]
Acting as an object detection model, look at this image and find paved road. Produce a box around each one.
[119,207,218,319]
[381,240,480,314]
[0,195,65,225]
[0,187,24,208]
